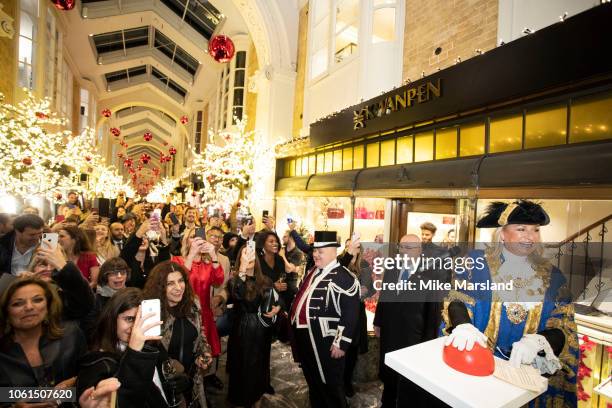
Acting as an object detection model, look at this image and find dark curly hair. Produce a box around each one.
[142,261,196,320]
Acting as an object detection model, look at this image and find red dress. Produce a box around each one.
[172,256,225,356]
[76,252,98,282]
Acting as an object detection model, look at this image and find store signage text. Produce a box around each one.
[353,79,442,130]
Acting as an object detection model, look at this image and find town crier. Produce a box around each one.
[290,231,360,407]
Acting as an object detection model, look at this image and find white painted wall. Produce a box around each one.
[497,0,600,43]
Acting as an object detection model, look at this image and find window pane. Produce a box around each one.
[380,139,395,166]
[316,153,325,173]
[324,151,333,173]
[312,0,329,23]
[333,150,343,172]
[490,114,523,153]
[20,13,35,39]
[570,93,612,143]
[311,16,330,78]
[295,158,302,176]
[235,51,247,68]
[308,155,316,174]
[396,135,413,163]
[460,123,485,157]
[353,145,364,169]
[302,156,309,175]
[414,132,434,162]
[234,70,245,87]
[21,0,38,16]
[435,127,457,159]
[284,160,291,177]
[525,105,567,149]
[18,36,33,63]
[342,147,353,170]
[366,142,380,168]
[288,159,295,177]
[372,7,395,43]
[335,0,359,63]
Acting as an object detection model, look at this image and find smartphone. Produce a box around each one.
[95,198,111,218]
[152,208,162,219]
[41,233,58,250]
[141,299,161,337]
[262,210,269,219]
[169,213,179,225]
[195,227,206,239]
[245,214,253,225]
[246,240,256,252]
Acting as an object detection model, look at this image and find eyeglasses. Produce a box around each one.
[208,234,223,239]
[107,270,128,276]
[399,244,421,250]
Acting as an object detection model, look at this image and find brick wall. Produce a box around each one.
[291,3,309,138]
[0,0,18,103]
[403,0,498,82]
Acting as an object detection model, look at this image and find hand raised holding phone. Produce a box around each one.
[129,304,163,352]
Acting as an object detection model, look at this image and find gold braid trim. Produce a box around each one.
[497,203,518,226]
[483,300,503,350]
[523,303,543,335]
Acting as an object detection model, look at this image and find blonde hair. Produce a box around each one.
[181,227,196,259]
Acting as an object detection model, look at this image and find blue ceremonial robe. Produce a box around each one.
[441,249,578,408]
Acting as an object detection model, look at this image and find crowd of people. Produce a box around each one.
[0,195,578,408]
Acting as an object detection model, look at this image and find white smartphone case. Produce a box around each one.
[141,299,161,337]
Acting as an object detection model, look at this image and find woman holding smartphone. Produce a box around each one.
[227,245,281,407]
[77,287,191,408]
[143,261,212,407]
[172,228,224,360]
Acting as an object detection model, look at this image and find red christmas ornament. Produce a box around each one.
[52,0,75,10]
[143,131,153,142]
[206,175,213,183]
[168,147,177,156]
[140,153,152,165]
[192,191,197,197]
[137,164,143,171]
[129,168,136,175]
[85,155,92,162]
[22,157,33,166]
[180,115,189,124]
[208,35,235,63]
[101,108,112,118]
[123,158,133,168]
[54,192,62,201]
[35,112,48,119]
[110,127,121,137]
[223,169,230,175]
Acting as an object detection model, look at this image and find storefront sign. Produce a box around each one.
[353,79,442,130]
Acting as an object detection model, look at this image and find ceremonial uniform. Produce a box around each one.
[290,231,360,408]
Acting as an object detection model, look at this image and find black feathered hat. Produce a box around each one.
[476,200,550,228]
[313,231,341,248]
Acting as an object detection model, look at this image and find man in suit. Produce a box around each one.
[374,234,448,407]
[290,231,360,408]
[0,214,45,276]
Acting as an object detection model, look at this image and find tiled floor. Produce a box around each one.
[207,339,382,407]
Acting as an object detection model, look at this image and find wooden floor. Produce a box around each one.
[206,339,383,407]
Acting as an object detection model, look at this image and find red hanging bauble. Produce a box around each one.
[140,153,152,165]
[137,164,143,171]
[35,112,48,119]
[208,35,235,63]
[54,192,62,201]
[223,169,230,175]
[22,157,33,166]
[101,108,112,118]
[85,155,92,162]
[180,115,189,124]
[191,191,197,197]
[143,131,153,142]
[168,147,177,156]
[110,127,121,137]
[52,0,75,10]
[123,158,133,168]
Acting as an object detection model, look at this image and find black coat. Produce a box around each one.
[0,321,87,388]
[291,261,360,385]
[77,345,172,408]
[53,262,96,330]
[373,262,449,383]
[120,234,170,288]
[0,231,16,275]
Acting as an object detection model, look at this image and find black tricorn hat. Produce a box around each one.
[313,231,341,248]
[476,200,550,228]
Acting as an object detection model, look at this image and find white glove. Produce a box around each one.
[444,323,488,351]
[509,334,560,371]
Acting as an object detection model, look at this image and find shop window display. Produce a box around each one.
[490,113,523,153]
[525,104,567,149]
[570,92,612,144]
